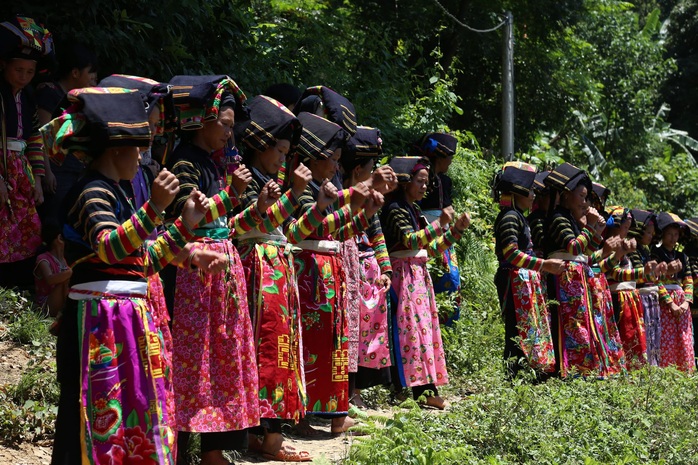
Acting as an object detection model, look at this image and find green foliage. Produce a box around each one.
[0,288,58,445]
[349,368,698,464]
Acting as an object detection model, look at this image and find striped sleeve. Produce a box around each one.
[170,159,201,217]
[549,215,594,255]
[335,187,353,208]
[610,263,644,282]
[229,204,265,237]
[495,211,542,272]
[26,114,45,177]
[197,185,242,227]
[658,284,672,304]
[287,205,325,244]
[683,274,694,304]
[427,228,462,257]
[322,206,354,235]
[143,218,196,274]
[387,207,444,250]
[259,191,299,233]
[367,214,391,275]
[597,255,617,273]
[76,182,193,268]
[333,209,371,241]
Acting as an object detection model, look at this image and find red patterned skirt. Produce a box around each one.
[612,288,647,370]
[295,248,348,415]
[239,241,305,422]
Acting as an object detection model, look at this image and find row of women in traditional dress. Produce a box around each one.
[495,161,696,380]
[0,15,471,465]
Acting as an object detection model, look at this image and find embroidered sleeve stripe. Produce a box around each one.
[143,218,194,274]
[336,187,352,208]
[683,275,694,303]
[502,242,541,271]
[263,191,296,232]
[230,204,264,236]
[93,203,160,264]
[288,205,324,243]
[26,133,45,176]
[658,284,672,304]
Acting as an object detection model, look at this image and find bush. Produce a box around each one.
[348,368,698,464]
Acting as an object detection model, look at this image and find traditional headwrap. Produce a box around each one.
[544,162,591,193]
[41,87,150,165]
[685,218,698,239]
[389,156,430,183]
[341,125,382,167]
[605,206,633,229]
[532,171,550,194]
[494,161,537,198]
[656,212,688,233]
[410,132,458,159]
[628,209,656,239]
[169,75,246,130]
[234,95,301,153]
[0,15,55,74]
[295,112,343,161]
[98,74,177,135]
[294,86,357,138]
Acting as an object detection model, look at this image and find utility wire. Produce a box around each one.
[432,0,507,33]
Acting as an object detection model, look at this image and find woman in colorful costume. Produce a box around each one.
[604,206,653,369]
[165,75,276,465]
[626,209,664,366]
[381,156,469,409]
[234,95,337,460]
[291,111,379,434]
[413,132,461,324]
[339,126,396,408]
[493,162,564,378]
[44,87,209,465]
[651,212,695,373]
[0,15,53,286]
[543,163,623,377]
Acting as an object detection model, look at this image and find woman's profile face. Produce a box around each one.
[2,58,36,92]
[199,107,235,152]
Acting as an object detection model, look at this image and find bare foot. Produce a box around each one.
[201,449,230,465]
[330,415,355,434]
[424,395,446,410]
[291,418,323,437]
[350,392,368,409]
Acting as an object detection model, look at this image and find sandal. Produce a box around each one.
[262,447,313,462]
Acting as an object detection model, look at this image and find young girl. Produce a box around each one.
[627,209,664,366]
[0,16,53,287]
[493,162,564,378]
[34,222,71,317]
[381,156,469,409]
[234,95,338,460]
[652,212,694,373]
[414,132,461,324]
[43,87,209,465]
[166,75,281,465]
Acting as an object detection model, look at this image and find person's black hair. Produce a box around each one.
[41,221,62,246]
[55,40,97,80]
